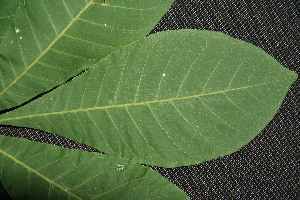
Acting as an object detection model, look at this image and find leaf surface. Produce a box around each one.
[0,30,297,167]
[0,135,188,199]
[0,0,21,39]
[0,0,174,110]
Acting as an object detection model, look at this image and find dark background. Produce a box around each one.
[1,0,299,199]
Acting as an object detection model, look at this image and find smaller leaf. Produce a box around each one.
[0,135,188,199]
[0,0,175,110]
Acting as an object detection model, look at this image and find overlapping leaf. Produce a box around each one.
[1,30,297,167]
[0,0,174,110]
[0,135,188,199]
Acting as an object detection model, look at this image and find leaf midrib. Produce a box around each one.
[0,0,93,96]
[0,149,82,200]
[0,78,289,122]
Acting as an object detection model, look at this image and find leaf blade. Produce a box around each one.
[0,0,174,110]
[0,135,188,199]
[0,30,297,167]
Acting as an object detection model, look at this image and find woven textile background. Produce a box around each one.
[0,0,299,199]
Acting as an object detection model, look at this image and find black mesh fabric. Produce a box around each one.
[0,0,299,199]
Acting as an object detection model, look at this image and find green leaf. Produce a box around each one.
[0,0,174,110]
[0,30,297,167]
[0,135,188,200]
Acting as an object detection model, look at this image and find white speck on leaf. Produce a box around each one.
[19,36,23,39]
[11,41,13,44]
[162,73,166,77]
[104,24,107,26]
[15,28,20,33]
[117,164,124,171]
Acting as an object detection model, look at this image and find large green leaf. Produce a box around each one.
[0,135,188,199]
[0,0,174,110]
[0,30,297,167]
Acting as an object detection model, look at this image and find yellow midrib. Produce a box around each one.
[0,78,288,122]
[0,1,93,96]
[0,149,83,200]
